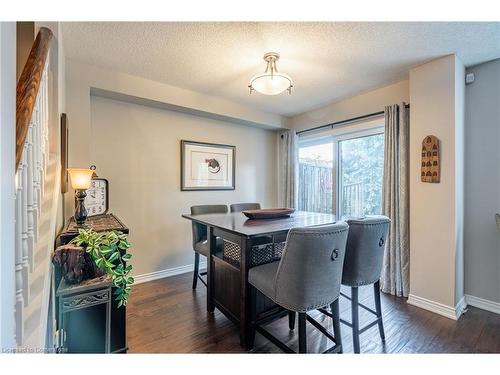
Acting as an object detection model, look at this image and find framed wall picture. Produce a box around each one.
[181,140,235,191]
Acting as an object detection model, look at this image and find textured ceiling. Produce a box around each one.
[61,22,500,116]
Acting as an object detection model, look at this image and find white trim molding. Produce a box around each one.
[407,294,466,320]
[465,294,500,315]
[134,261,207,285]
[0,21,17,351]
[455,296,467,318]
[40,158,60,349]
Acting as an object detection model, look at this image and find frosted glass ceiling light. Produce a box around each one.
[248,52,293,95]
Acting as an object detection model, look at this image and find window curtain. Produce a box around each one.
[380,103,410,297]
[277,129,298,208]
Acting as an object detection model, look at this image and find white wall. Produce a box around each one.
[408,55,465,318]
[0,21,16,350]
[464,59,500,305]
[287,80,409,131]
[90,95,277,277]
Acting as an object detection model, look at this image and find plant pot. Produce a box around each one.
[52,244,106,284]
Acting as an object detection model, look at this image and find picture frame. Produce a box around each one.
[60,113,69,193]
[181,140,235,191]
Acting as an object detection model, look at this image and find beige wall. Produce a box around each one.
[64,59,285,221]
[454,57,465,305]
[35,22,66,232]
[287,80,409,131]
[288,54,468,319]
[408,55,465,316]
[90,95,277,276]
[16,22,34,82]
[66,52,475,315]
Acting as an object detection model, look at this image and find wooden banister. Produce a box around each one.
[16,27,53,170]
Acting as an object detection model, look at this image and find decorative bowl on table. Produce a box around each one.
[242,208,295,220]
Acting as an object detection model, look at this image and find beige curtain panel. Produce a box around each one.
[278,129,299,209]
[381,103,410,297]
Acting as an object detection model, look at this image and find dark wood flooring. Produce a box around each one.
[127,273,500,353]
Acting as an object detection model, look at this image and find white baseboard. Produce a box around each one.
[407,294,465,320]
[134,261,207,285]
[465,294,500,315]
[455,296,467,318]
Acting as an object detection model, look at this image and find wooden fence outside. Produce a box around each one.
[298,162,365,217]
[298,163,333,214]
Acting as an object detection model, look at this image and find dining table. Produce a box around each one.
[181,210,337,349]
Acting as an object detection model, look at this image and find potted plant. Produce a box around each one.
[71,229,134,307]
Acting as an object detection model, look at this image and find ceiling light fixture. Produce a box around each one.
[248,52,293,95]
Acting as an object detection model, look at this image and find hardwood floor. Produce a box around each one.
[127,272,500,353]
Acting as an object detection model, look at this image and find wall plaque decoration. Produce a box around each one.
[181,140,235,191]
[421,135,440,183]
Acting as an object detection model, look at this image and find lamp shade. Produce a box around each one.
[248,52,293,95]
[67,168,94,190]
[249,72,293,95]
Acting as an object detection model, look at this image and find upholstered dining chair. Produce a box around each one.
[190,205,228,289]
[230,203,261,212]
[248,222,349,353]
[335,216,390,353]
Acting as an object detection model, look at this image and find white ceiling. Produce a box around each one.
[61,22,500,117]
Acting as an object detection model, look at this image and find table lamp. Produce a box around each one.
[67,168,94,226]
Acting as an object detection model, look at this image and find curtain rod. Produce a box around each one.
[296,103,410,136]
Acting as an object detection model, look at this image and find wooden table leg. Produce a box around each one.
[207,226,215,314]
[239,236,251,348]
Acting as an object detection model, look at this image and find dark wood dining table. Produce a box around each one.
[181,210,337,348]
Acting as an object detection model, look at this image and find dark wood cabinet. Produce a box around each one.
[55,213,129,353]
[56,276,112,353]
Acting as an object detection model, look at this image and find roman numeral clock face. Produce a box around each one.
[84,178,109,216]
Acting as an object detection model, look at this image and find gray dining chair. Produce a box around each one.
[248,222,349,353]
[190,204,228,289]
[230,203,261,212]
[337,215,390,353]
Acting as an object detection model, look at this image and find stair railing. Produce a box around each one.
[14,26,53,347]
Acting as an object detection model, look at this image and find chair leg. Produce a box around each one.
[298,313,307,353]
[288,311,296,330]
[374,280,385,341]
[192,252,200,289]
[331,299,342,353]
[351,287,360,354]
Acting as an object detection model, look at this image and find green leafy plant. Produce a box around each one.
[71,229,133,307]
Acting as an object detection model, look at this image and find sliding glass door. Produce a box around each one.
[298,139,334,214]
[337,131,384,217]
[298,123,384,218]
